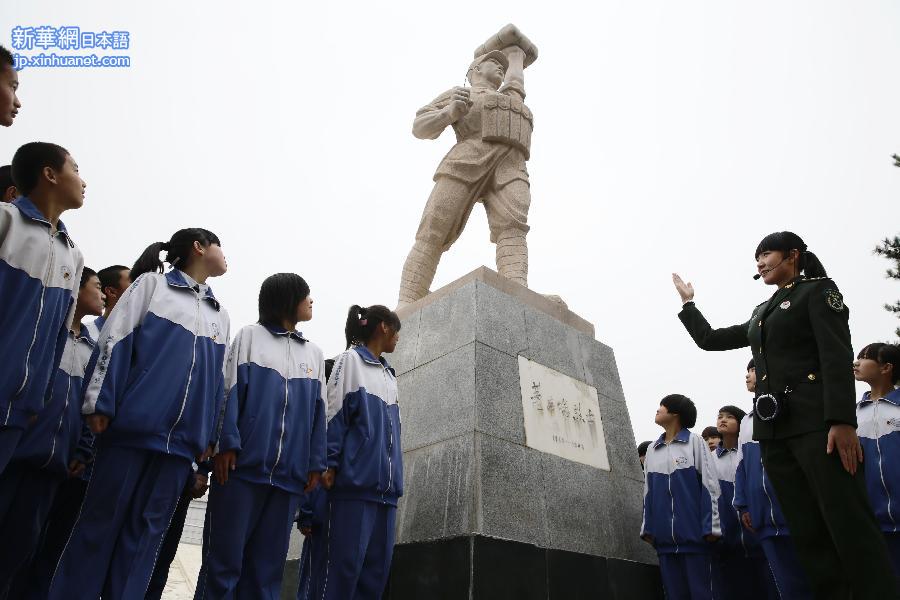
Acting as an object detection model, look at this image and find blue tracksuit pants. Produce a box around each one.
[46,444,191,600]
[321,499,396,600]
[194,477,300,600]
[758,536,813,600]
[711,547,778,600]
[0,427,23,475]
[297,490,329,600]
[11,476,88,600]
[0,462,62,598]
[657,553,714,600]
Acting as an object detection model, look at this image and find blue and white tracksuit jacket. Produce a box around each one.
[81,269,230,461]
[219,323,327,494]
[733,413,792,540]
[13,328,95,475]
[857,388,900,534]
[326,345,403,506]
[0,197,83,429]
[714,444,761,556]
[641,428,721,554]
[83,315,106,344]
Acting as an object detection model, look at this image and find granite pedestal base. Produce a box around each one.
[385,268,659,599]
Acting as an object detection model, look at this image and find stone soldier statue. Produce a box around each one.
[397,24,538,307]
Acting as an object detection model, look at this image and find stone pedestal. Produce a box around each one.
[384,267,661,600]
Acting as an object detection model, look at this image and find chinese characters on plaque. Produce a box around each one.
[518,356,610,470]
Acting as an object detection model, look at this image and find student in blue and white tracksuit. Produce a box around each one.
[321,304,403,600]
[710,404,778,600]
[733,361,812,600]
[0,267,102,598]
[854,342,900,583]
[30,266,134,596]
[0,143,86,474]
[734,411,814,599]
[641,394,720,600]
[48,228,230,600]
[297,358,336,600]
[194,273,327,600]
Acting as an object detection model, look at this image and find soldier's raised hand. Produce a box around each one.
[672,273,695,303]
[445,86,472,121]
[502,45,526,63]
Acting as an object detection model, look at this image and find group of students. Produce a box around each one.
[637,230,900,600]
[639,347,900,600]
[0,46,402,599]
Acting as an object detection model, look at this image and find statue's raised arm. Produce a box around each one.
[475,24,538,95]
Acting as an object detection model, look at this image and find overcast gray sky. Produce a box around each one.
[3,0,899,446]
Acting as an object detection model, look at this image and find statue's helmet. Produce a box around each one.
[467,50,508,81]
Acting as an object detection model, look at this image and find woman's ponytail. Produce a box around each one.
[130,241,168,280]
[800,251,827,278]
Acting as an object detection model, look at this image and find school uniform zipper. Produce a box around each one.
[270,336,290,484]
[874,401,898,531]
[667,443,678,553]
[42,332,75,469]
[9,231,57,424]
[167,291,201,453]
[382,366,393,503]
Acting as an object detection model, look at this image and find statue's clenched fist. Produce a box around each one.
[445,86,472,121]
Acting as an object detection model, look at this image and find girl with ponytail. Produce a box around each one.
[48,228,231,599]
[320,304,402,599]
[671,231,898,597]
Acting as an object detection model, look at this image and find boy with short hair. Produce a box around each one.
[854,342,900,583]
[0,142,85,474]
[84,264,130,340]
[701,426,721,452]
[641,394,721,599]
[0,267,102,594]
[734,359,813,599]
[0,45,21,127]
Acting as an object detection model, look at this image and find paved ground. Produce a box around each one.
[161,544,203,600]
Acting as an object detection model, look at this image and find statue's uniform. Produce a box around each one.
[678,276,899,599]
[399,80,532,304]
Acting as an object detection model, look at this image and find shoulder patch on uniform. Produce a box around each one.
[824,289,844,312]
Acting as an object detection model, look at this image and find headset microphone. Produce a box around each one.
[753,257,787,280]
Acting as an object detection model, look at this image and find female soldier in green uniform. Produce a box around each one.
[673,231,897,599]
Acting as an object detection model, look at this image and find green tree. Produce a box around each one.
[874,235,900,337]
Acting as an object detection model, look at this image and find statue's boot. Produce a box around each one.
[496,229,528,288]
[398,241,441,308]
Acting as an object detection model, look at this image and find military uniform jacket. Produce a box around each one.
[679,277,856,440]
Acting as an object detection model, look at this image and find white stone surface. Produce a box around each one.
[161,544,202,600]
[518,355,610,470]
